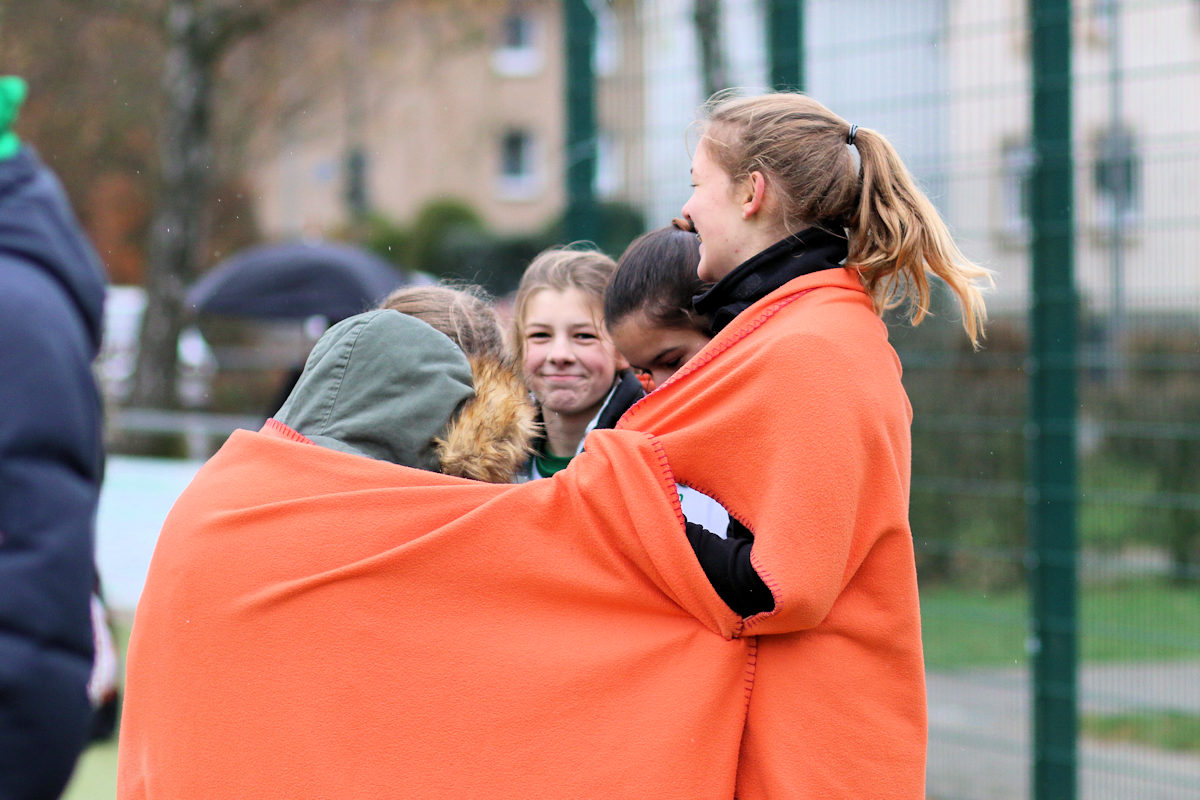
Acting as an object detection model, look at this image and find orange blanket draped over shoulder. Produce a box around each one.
[614,266,926,799]
[119,268,925,800]
[118,426,751,799]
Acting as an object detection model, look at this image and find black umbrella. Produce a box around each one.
[187,240,413,322]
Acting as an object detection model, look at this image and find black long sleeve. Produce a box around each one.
[684,518,775,617]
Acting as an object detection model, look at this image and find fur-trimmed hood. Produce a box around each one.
[275,310,534,482]
[436,356,537,483]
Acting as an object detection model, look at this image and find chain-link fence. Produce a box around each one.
[575,2,1200,797]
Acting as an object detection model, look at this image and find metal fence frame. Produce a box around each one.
[563,2,1199,799]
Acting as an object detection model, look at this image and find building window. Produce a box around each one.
[1092,125,1140,239]
[999,138,1033,244]
[502,11,531,49]
[497,129,539,200]
[492,5,542,77]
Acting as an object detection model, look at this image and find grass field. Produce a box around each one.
[64,739,118,800]
[1082,709,1200,753]
[920,578,1200,670]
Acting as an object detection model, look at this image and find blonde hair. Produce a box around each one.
[510,245,618,364]
[700,91,992,347]
[381,283,509,364]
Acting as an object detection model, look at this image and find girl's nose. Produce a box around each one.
[547,335,575,363]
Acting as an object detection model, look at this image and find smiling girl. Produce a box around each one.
[608,91,993,799]
[512,246,644,480]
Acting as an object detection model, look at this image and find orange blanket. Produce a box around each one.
[616,266,925,798]
[120,267,924,800]
[118,426,752,799]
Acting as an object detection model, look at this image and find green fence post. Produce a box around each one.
[562,0,598,245]
[1028,2,1078,799]
[767,0,803,92]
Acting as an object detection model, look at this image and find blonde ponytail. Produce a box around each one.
[702,91,992,347]
[849,127,992,347]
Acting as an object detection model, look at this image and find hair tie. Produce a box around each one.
[846,124,859,146]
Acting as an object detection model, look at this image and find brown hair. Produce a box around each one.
[699,91,991,346]
[604,220,709,333]
[381,283,509,364]
[510,245,618,364]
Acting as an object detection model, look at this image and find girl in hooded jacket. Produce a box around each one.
[377,283,536,483]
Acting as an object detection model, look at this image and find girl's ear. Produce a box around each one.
[741,171,767,219]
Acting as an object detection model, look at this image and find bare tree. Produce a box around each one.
[0,1,163,283]
[8,0,509,413]
[693,0,728,100]
[127,0,319,411]
[128,0,501,411]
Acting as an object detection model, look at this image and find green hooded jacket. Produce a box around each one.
[275,309,475,471]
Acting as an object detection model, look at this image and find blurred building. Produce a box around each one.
[240,0,1200,315]
[243,0,645,238]
[944,0,1200,316]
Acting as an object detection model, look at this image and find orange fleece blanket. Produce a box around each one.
[615,266,926,799]
[118,426,752,799]
[120,267,924,800]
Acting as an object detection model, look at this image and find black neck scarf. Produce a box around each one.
[693,226,849,335]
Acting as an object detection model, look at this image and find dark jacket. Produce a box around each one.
[593,369,646,431]
[0,146,107,799]
[693,225,848,334]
